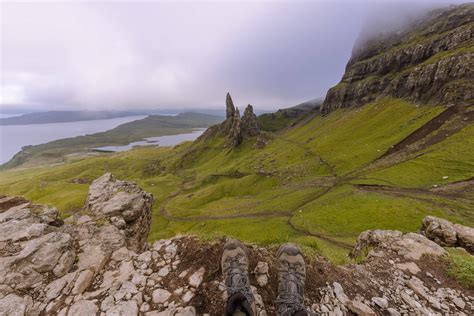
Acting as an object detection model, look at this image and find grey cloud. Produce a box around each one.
[0,1,469,111]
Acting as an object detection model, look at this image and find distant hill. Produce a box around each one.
[1,112,222,169]
[258,98,322,132]
[0,110,149,125]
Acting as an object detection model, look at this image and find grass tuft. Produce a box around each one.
[445,248,474,289]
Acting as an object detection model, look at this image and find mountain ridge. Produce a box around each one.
[322,3,474,113]
[0,110,148,126]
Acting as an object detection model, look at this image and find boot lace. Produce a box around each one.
[277,262,306,315]
[225,255,254,303]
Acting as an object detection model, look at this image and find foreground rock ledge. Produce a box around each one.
[0,175,473,315]
[83,173,153,253]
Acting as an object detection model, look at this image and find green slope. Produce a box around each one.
[0,98,472,264]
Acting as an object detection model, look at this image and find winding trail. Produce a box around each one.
[287,219,354,250]
[160,197,354,249]
[159,174,355,250]
[158,106,474,251]
[159,199,292,221]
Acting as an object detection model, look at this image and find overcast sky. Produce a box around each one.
[0,0,467,111]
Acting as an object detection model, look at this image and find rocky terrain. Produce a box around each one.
[322,3,474,113]
[1,174,473,315]
[198,93,261,148]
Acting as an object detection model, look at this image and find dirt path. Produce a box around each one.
[159,183,355,250]
[355,183,474,221]
[159,199,292,222]
[159,105,474,253]
[287,218,354,250]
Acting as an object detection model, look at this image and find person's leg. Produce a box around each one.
[222,239,256,316]
[292,311,308,316]
[276,243,308,316]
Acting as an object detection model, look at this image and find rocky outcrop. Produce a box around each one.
[197,93,260,148]
[321,3,474,113]
[83,173,153,253]
[225,92,235,119]
[241,105,260,137]
[228,106,242,147]
[421,216,474,253]
[0,174,154,315]
[223,94,261,147]
[1,188,473,316]
[0,198,74,294]
[350,229,446,260]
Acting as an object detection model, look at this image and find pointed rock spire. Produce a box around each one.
[229,107,242,147]
[241,104,260,137]
[199,94,260,148]
[226,93,235,119]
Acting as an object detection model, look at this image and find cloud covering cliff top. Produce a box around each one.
[0,0,467,111]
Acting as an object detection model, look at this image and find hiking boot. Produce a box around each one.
[222,239,256,315]
[276,243,307,316]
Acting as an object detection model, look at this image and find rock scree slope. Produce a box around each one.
[0,174,473,315]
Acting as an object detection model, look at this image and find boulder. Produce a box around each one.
[371,297,388,308]
[0,173,154,316]
[351,229,445,260]
[333,282,349,304]
[350,229,402,258]
[152,289,172,304]
[347,300,376,316]
[105,300,138,316]
[392,233,445,260]
[0,294,33,316]
[84,173,153,252]
[421,216,458,246]
[0,231,74,290]
[454,223,474,253]
[188,267,205,288]
[395,262,421,275]
[68,300,98,316]
[254,261,269,287]
[421,216,474,253]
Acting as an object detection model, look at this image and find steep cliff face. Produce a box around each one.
[322,3,474,113]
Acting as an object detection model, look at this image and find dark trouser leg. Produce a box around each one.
[225,293,254,316]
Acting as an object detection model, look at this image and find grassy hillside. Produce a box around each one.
[258,99,320,132]
[1,112,222,170]
[0,98,472,264]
